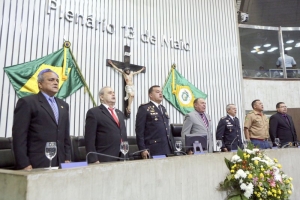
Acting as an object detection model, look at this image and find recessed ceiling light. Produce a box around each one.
[257,51,264,54]
[271,47,278,50]
[267,49,274,52]
[295,43,300,47]
[285,47,292,50]
[263,44,271,47]
[253,46,261,49]
[251,50,256,53]
[286,40,294,44]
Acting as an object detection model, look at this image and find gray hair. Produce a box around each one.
[226,104,235,111]
[37,69,58,82]
[98,86,111,102]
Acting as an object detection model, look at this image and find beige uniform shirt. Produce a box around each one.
[244,110,269,139]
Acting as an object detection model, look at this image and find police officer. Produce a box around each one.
[244,99,270,149]
[216,104,242,152]
[135,85,174,158]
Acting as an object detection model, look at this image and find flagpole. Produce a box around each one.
[162,64,176,89]
[68,46,97,107]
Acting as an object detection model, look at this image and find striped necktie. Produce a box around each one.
[200,113,208,128]
[49,97,59,124]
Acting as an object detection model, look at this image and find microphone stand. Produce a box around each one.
[230,136,238,151]
[86,152,126,163]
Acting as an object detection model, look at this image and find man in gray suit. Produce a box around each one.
[181,98,213,153]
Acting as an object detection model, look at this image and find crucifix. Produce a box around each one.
[106,45,146,118]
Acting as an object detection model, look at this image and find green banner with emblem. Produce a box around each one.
[162,66,207,115]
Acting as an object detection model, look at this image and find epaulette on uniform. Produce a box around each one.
[247,111,254,114]
[139,102,150,107]
[221,116,227,119]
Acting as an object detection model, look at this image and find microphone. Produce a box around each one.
[230,136,238,151]
[86,152,126,163]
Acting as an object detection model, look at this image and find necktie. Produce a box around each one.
[158,105,164,115]
[108,107,120,127]
[49,97,59,124]
[200,113,208,128]
[283,114,290,126]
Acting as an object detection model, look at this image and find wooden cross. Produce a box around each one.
[106,45,146,118]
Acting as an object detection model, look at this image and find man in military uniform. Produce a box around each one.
[216,104,243,152]
[135,85,174,158]
[244,99,270,149]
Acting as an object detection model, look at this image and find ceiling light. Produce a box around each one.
[251,50,256,53]
[286,40,294,44]
[253,46,261,49]
[263,44,271,47]
[285,47,292,50]
[295,43,300,47]
[257,51,264,54]
[267,49,274,52]
[271,47,278,50]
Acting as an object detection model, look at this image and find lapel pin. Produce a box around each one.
[61,106,63,108]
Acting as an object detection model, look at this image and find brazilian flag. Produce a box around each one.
[163,66,207,115]
[4,42,84,99]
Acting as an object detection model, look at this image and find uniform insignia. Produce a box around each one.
[226,120,229,122]
[155,117,158,121]
[221,117,226,119]
[61,106,63,108]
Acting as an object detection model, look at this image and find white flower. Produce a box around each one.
[272,166,282,182]
[244,149,254,154]
[251,157,261,161]
[234,169,247,179]
[240,182,254,198]
[231,155,242,163]
[282,174,287,179]
[253,148,259,152]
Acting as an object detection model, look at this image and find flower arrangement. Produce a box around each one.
[219,144,293,200]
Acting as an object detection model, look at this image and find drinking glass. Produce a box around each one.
[275,138,281,147]
[216,140,222,151]
[175,141,183,152]
[45,142,57,170]
[120,141,129,161]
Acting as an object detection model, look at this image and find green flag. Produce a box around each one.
[4,44,84,99]
[163,66,207,115]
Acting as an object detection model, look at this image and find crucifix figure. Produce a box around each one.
[107,45,146,118]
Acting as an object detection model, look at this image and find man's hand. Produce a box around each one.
[23,165,32,170]
[65,160,70,163]
[222,148,228,152]
[141,150,149,159]
[187,150,194,155]
[108,60,113,65]
[94,161,100,164]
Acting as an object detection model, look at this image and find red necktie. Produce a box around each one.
[108,107,120,127]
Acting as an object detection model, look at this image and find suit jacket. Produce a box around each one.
[85,104,127,163]
[269,112,297,146]
[216,115,243,151]
[181,110,213,152]
[135,102,174,156]
[12,92,71,169]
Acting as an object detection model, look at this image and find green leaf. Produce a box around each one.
[225,157,232,170]
[237,148,244,159]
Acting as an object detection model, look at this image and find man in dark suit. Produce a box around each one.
[216,104,243,152]
[12,69,71,170]
[135,85,174,158]
[269,102,298,147]
[85,86,127,163]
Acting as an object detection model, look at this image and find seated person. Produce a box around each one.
[254,66,269,77]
